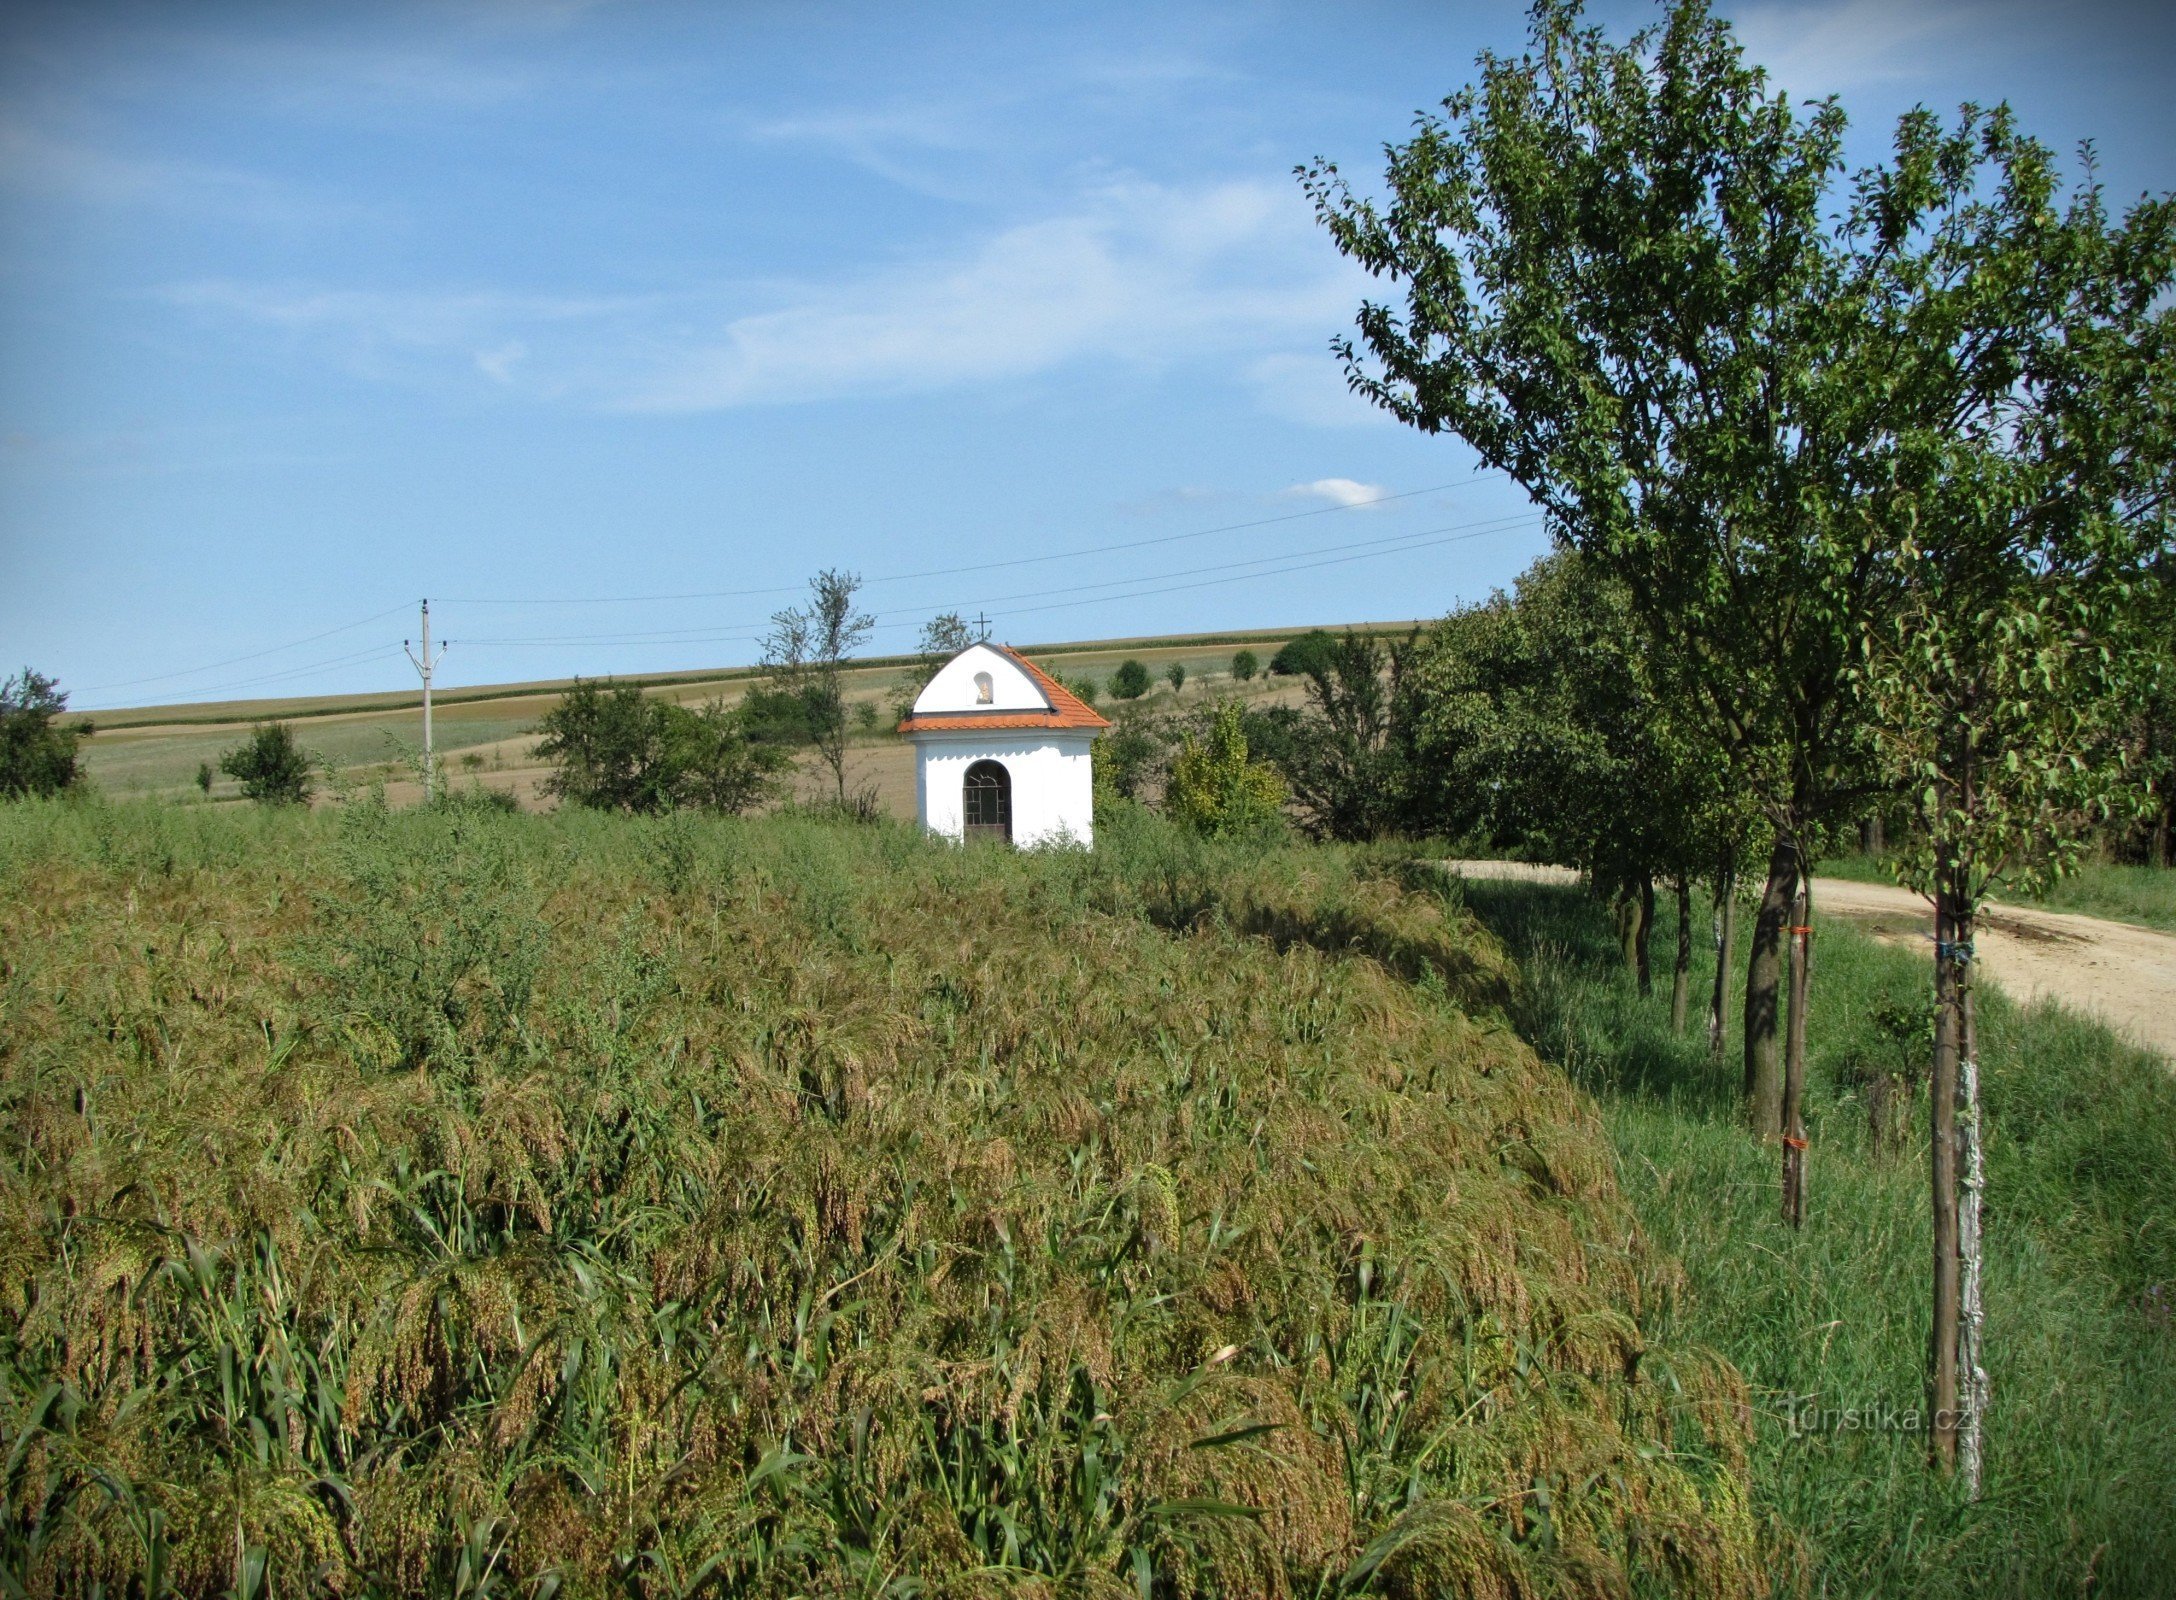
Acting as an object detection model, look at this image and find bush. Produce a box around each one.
[0,669,89,799]
[1270,630,1337,677]
[1070,675,1099,706]
[1166,701,1285,837]
[219,722,314,805]
[1110,659,1151,699]
[535,680,786,815]
[1164,661,1187,694]
[1231,648,1259,681]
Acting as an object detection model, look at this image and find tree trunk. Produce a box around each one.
[1670,877,1692,1033]
[1929,883,1963,1476]
[1637,873,1655,1000]
[1958,906,1988,1498]
[2153,801,2172,871]
[1709,857,1736,1062]
[1781,866,1812,1227]
[1743,835,1796,1134]
[1616,877,1653,997]
[1860,812,1885,856]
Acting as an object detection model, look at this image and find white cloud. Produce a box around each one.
[160,176,1377,419]
[1285,477,1394,509]
[1726,0,2023,95]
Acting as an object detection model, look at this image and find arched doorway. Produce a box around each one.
[962,760,1011,844]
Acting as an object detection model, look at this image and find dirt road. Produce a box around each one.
[1441,861,2176,1064]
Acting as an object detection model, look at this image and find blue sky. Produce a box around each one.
[3,0,2170,710]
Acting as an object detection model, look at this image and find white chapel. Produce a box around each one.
[898,643,1109,847]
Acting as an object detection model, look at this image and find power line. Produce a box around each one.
[79,604,410,694]
[452,510,1546,653]
[81,645,405,710]
[434,473,1504,608]
[454,502,1549,648]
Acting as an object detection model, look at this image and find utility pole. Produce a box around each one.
[404,599,448,803]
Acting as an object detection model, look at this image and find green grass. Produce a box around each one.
[0,799,1763,1598]
[1816,853,2176,933]
[1448,874,2176,1598]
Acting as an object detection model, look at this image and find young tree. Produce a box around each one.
[220,723,314,805]
[195,761,214,797]
[666,698,791,815]
[0,669,90,799]
[1847,106,2175,1490]
[1305,0,1887,1159]
[1231,648,1259,682]
[1164,661,1187,695]
[762,569,874,803]
[1166,702,1286,837]
[1263,628,1414,842]
[1110,659,1151,700]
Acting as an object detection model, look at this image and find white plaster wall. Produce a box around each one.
[914,644,1048,715]
[913,732,1097,848]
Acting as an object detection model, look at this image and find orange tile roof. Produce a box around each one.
[897,644,1112,734]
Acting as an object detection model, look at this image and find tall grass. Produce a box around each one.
[1450,875,2176,1597]
[2,800,1763,1598]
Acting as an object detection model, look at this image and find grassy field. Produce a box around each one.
[73,625,1369,802]
[1446,872,2176,1597]
[1816,853,2176,934]
[1,799,1761,1598]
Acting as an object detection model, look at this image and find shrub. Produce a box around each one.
[1270,630,1337,677]
[219,722,314,805]
[535,681,785,815]
[1231,648,1259,681]
[1110,659,1151,699]
[0,668,89,799]
[1164,661,1187,694]
[1166,701,1285,837]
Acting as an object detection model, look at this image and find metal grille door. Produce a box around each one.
[963,760,1011,844]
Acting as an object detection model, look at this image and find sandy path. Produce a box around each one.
[1441,860,2176,1064]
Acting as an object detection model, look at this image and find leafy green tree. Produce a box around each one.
[535,680,672,813]
[1110,659,1151,700]
[220,723,314,805]
[1259,629,1415,843]
[1269,631,1336,678]
[1845,104,2176,1488]
[1305,0,1886,1143]
[1164,661,1187,695]
[1231,649,1259,682]
[762,569,875,803]
[0,669,90,799]
[537,680,785,816]
[1166,702,1285,837]
[1069,675,1099,707]
[195,761,214,797]
[666,699,791,815]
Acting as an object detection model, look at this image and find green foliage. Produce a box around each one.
[1231,648,1259,681]
[194,761,213,796]
[1403,556,1758,882]
[1455,873,2176,1597]
[0,669,89,800]
[1165,702,1286,838]
[1251,629,1418,843]
[534,680,786,815]
[218,722,314,805]
[1163,660,1186,694]
[1269,631,1336,678]
[1109,658,1151,700]
[0,802,1760,1598]
[1068,673,1099,707]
